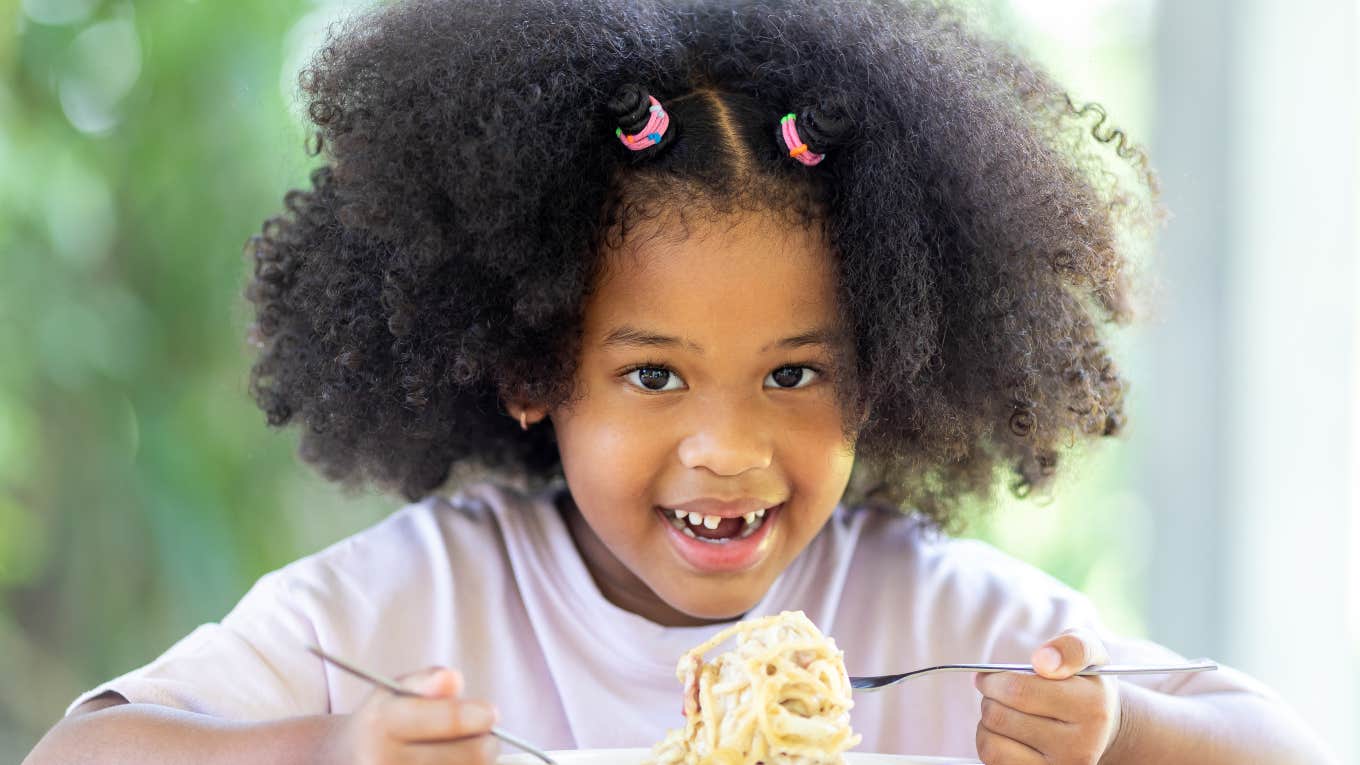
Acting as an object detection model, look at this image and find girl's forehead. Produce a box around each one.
[585,211,841,345]
[598,209,833,284]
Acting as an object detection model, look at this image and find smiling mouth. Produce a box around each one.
[657,505,774,543]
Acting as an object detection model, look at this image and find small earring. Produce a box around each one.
[519,411,529,431]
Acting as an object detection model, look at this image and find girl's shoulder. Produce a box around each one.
[261,480,538,602]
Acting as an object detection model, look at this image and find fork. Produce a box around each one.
[849,658,1219,691]
[304,644,557,765]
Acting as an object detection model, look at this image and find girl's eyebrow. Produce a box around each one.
[601,325,834,355]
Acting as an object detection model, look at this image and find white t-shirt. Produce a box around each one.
[66,480,1278,758]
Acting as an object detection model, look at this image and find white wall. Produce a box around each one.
[1147,0,1359,761]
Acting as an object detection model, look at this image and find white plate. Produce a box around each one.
[499,747,980,765]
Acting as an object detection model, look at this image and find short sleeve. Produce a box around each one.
[64,570,330,721]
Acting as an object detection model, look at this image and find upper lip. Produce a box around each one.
[659,497,783,518]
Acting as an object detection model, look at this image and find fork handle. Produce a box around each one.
[305,645,557,765]
[850,658,1220,691]
[966,658,1219,676]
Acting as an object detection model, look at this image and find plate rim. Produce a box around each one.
[497,746,980,765]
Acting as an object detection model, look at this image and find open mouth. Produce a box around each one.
[659,505,772,544]
[653,503,784,573]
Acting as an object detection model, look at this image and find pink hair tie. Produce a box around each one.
[780,112,825,166]
[615,95,670,150]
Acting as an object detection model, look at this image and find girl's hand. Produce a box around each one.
[327,666,501,765]
[972,628,1123,765]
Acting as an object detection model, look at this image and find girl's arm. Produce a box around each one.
[23,699,346,765]
[1103,682,1340,765]
[973,628,1339,765]
[25,667,499,765]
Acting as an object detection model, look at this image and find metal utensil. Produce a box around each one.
[305,644,557,764]
[850,658,1219,692]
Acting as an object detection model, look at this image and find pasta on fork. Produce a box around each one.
[645,610,862,765]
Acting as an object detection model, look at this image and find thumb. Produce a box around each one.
[1032,627,1108,680]
[399,667,463,698]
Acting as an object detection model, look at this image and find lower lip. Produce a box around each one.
[656,504,782,574]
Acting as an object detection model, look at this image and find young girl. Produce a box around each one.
[26,0,1336,763]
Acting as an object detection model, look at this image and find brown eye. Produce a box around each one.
[624,366,685,392]
[766,366,818,389]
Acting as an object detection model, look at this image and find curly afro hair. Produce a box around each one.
[244,0,1162,532]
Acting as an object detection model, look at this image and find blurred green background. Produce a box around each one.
[4,0,1355,761]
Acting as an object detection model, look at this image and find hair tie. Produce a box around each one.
[780,112,826,166]
[780,102,853,166]
[614,94,671,151]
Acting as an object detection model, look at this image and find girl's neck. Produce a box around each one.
[553,487,738,628]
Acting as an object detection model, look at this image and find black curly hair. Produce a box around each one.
[244,0,1162,533]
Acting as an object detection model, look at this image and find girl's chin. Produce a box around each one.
[655,585,767,624]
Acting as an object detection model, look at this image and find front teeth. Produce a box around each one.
[681,508,769,529]
[663,506,774,541]
[673,511,723,528]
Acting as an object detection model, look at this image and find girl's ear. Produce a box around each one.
[503,399,550,430]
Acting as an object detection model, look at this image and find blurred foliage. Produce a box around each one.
[0,0,1156,758]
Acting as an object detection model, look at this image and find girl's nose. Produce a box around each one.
[676,402,773,476]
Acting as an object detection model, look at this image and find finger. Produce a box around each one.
[978,696,1068,753]
[975,722,1045,765]
[975,670,1103,720]
[397,667,465,698]
[379,695,499,742]
[403,734,500,765]
[1031,626,1110,680]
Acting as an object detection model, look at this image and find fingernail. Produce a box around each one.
[460,702,495,729]
[1036,647,1062,673]
[415,668,456,696]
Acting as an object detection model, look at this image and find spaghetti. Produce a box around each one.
[644,610,862,765]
